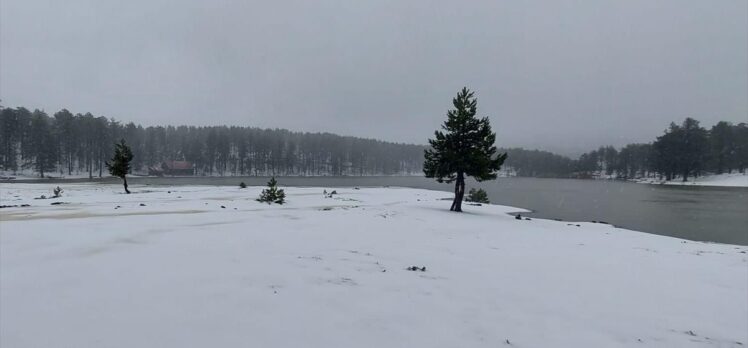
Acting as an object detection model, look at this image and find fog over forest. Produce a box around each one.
[1,105,745,181]
[1,0,746,155]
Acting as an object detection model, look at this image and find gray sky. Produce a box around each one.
[1,0,746,155]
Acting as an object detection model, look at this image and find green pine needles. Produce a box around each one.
[466,188,490,204]
[257,177,286,204]
[424,87,507,212]
[106,139,134,194]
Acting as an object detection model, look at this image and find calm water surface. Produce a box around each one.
[8,176,748,245]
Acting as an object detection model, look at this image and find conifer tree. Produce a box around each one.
[106,139,134,194]
[735,123,748,173]
[424,87,507,212]
[257,177,286,204]
[678,118,708,181]
[29,110,56,178]
[708,121,734,174]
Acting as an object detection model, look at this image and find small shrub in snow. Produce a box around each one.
[239,182,247,189]
[257,177,285,204]
[466,188,489,204]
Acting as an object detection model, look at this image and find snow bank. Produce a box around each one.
[637,173,748,187]
[1,183,746,347]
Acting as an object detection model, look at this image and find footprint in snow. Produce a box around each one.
[326,277,357,286]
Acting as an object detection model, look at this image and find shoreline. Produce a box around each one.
[0,183,741,246]
[3,178,746,246]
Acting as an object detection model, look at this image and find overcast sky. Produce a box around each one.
[1,0,746,155]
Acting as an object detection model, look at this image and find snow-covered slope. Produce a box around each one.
[1,184,746,347]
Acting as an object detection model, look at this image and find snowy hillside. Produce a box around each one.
[1,184,746,347]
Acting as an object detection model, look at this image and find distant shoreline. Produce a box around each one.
[3,173,747,188]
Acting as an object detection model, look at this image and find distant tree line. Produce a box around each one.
[576,118,748,181]
[499,148,576,178]
[2,106,744,181]
[488,118,748,181]
[0,106,424,177]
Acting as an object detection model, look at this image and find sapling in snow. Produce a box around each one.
[257,177,285,204]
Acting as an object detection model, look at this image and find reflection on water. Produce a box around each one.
[9,175,748,245]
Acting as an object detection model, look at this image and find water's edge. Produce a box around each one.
[3,176,747,245]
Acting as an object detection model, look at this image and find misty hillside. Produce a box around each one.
[0,107,424,177]
[2,106,746,180]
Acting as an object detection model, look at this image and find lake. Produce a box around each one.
[6,176,747,245]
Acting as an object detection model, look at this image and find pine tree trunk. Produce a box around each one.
[123,176,131,194]
[456,174,465,212]
[450,172,465,212]
[450,181,458,211]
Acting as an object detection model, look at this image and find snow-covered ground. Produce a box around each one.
[1,183,746,347]
[637,173,748,187]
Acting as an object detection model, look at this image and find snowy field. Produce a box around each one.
[637,173,748,187]
[1,183,746,347]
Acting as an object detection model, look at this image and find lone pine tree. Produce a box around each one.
[424,87,507,212]
[106,139,134,194]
